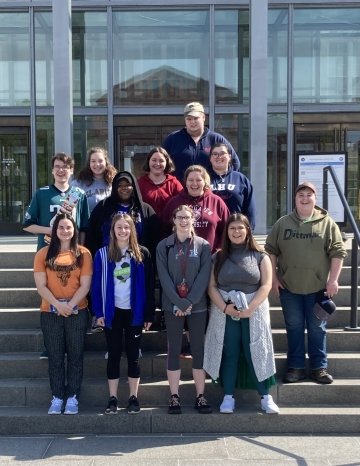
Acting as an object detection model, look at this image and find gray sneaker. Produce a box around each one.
[48,396,63,415]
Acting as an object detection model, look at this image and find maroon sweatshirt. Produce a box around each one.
[161,189,229,252]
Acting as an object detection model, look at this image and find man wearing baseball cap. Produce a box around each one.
[163,102,240,182]
[265,181,347,385]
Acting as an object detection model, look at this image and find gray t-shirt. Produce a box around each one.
[71,178,111,213]
[216,245,264,294]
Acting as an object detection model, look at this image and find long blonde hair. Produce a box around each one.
[108,213,143,263]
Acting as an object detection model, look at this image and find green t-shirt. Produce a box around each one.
[23,184,89,250]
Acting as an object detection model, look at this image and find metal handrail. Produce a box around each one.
[323,166,360,330]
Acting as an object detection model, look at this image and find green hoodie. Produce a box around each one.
[265,206,347,294]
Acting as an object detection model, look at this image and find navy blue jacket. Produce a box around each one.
[163,127,240,183]
[209,168,256,230]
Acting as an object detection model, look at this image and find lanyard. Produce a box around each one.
[176,237,192,279]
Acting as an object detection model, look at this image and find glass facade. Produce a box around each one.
[112,10,209,106]
[214,10,249,104]
[0,2,360,233]
[268,9,288,104]
[72,11,108,106]
[293,8,360,103]
[0,13,30,106]
[35,11,53,106]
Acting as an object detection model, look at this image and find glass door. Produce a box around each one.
[0,128,30,234]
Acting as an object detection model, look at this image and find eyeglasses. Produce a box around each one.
[53,165,71,171]
[175,216,192,221]
[211,151,228,158]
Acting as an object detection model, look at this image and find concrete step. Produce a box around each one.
[0,288,40,308]
[0,351,358,381]
[0,376,359,409]
[0,327,359,353]
[1,307,358,330]
[0,269,35,287]
[269,286,356,307]
[2,265,355,289]
[0,285,357,309]
[0,251,35,269]
[0,405,359,435]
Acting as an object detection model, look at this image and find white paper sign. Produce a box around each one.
[298,153,346,223]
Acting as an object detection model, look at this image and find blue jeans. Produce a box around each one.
[279,288,327,370]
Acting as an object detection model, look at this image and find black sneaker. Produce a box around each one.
[283,368,306,383]
[127,395,140,414]
[168,394,182,414]
[91,316,103,333]
[39,350,48,360]
[310,368,333,384]
[105,396,118,415]
[180,342,192,359]
[194,394,212,414]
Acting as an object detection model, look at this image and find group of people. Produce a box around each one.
[24,101,346,418]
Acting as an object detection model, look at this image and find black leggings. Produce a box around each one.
[165,311,207,371]
[104,308,143,379]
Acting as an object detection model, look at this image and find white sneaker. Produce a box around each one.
[219,395,235,413]
[105,352,108,359]
[261,394,280,414]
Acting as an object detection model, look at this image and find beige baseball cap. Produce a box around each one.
[295,181,317,195]
[184,102,205,116]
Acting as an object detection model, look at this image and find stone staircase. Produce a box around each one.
[0,236,359,435]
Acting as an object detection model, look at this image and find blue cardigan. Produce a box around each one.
[91,245,155,328]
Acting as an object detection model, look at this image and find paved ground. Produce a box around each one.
[0,434,360,465]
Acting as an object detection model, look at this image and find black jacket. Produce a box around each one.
[86,171,159,258]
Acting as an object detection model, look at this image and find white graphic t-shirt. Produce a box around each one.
[114,252,131,309]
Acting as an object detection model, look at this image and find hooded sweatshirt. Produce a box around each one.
[265,206,347,294]
[163,127,240,182]
[85,171,158,257]
[161,189,229,252]
[209,168,256,229]
[137,173,183,216]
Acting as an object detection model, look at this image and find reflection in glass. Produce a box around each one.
[35,12,53,106]
[36,116,54,187]
[214,10,249,104]
[112,10,209,105]
[72,11,108,106]
[0,128,29,224]
[268,9,288,104]
[294,8,360,103]
[0,13,30,106]
[73,116,108,169]
[114,115,182,174]
[267,114,287,226]
[214,114,248,174]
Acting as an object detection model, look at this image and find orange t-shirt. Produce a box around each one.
[34,245,93,312]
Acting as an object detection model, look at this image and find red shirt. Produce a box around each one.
[138,174,183,216]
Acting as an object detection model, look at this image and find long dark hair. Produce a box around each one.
[45,213,82,268]
[142,146,175,174]
[213,213,262,283]
[75,147,117,186]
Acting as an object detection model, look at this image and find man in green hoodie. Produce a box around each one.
[265,181,347,384]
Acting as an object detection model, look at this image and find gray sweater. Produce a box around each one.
[156,234,211,313]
